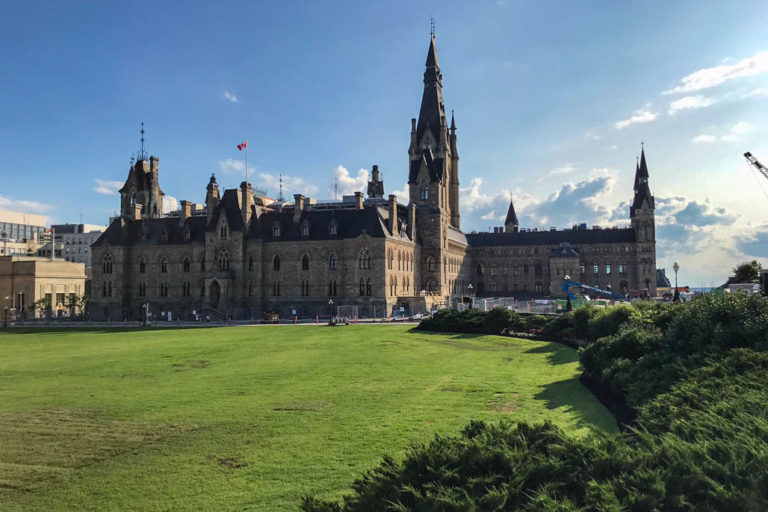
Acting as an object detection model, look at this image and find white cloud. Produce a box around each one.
[663,51,768,94]
[480,210,496,220]
[259,172,318,198]
[668,95,716,115]
[162,195,179,214]
[0,195,54,214]
[721,121,754,142]
[692,134,716,143]
[93,179,123,195]
[614,109,658,130]
[222,91,238,103]
[460,177,513,212]
[218,158,255,176]
[744,87,768,98]
[331,165,369,197]
[548,164,575,176]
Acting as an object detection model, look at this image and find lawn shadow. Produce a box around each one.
[533,378,616,434]
[524,343,579,365]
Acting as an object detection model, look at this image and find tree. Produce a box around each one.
[33,296,51,318]
[727,260,762,284]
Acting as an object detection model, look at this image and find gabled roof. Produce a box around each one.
[92,216,207,247]
[408,150,444,184]
[206,189,245,232]
[551,245,580,258]
[467,228,636,247]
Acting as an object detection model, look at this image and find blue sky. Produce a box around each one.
[1,0,767,286]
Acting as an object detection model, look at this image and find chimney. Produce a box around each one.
[389,195,398,236]
[293,194,305,222]
[408,203,416,240]
[150,156,159,176]
[179,200,191,225]
[354,191,364,210]
[241,181,253,224]
[132,204,143,220]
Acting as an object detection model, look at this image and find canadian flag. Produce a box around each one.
[237,141,247,151]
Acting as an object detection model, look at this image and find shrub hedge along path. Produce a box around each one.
[0,325,615,511]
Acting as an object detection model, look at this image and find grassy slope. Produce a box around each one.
[0,325,615,511]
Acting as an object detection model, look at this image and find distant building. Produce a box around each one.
[38,223,108,268]
[0,210,47,256]
[657,268,671,288]
[0,256,86,319]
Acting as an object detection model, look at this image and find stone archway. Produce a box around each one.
[210,280,221,305]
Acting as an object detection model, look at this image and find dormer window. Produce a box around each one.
[219,224,228,240]
[301,221,310,238]
[273,222,281,238]
[328,221,338,237]
[420,182,429,200]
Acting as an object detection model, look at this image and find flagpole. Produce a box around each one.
[244,144,248,186]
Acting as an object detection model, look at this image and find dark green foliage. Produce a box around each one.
[570,304,598,339]
[306,293,768,511]
[727,260,762,283]
[482,307,521,335]
[586,304,635,340]
[541,311,573,338]
[418,309,487,334]
[520,314,550,332]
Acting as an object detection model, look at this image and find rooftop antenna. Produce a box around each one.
[430,16,435,37]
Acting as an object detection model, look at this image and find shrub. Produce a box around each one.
[482,307,520,335]
[520,314,550,333]
[586,304,636,340]
[571,304,598,339]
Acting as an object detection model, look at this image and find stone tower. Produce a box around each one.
[367,165,384,199]
[119,156,164,220]
[630,147,657,296]
[407,35,460,294]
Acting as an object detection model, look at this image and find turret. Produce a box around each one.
[367,165,385,199]
[205,174,220,220]
[630,146,657,297]
[504,199,519,233]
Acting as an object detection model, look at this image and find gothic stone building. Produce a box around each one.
[91,35,656,321]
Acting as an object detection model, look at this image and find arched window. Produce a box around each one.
[219,224,228,239]
[397,252,402,270]
[534,263,542,277]
[102,281,107,297]
[302,254,310,271]
[273,255,281,271]
[535,281,543,293]
[183,257,191,273]
[272,222,281,238]
[161,257,168,273]
[218,250,229,271]
[108,281,112,297]
[329,253,337,270]
[328,220,338,236]
[139,257,147,274]
[476,264,484,276]
[366,278,372,297]
[201,281,206,297]
[248,281,254,297]
[427,256,436,272]
[388,249,393,270]
[359,247,371,269]
[103,254,113,274]
[248,255,254,271]
[420,182,429,200]
[359,278,365,296]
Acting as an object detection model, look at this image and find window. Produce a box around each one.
[397,252,402,270]
[534,263,542,277]
[476,264,484,276]
[201,258,206,272]
[219,224,228,239]
[359,278,365,296]
[359,247,372,269]
[606,264,612,275]
[619,263,626,274]
[329,253,337,270]
[579,264,586,275]
[366,278,372,297]
[273,255,281,271]
[248,281,254,297]
[159,282,169,297]
[513,266,519,276]
[218,250,229,271]
[103,254,113,274]
[139,258,147,273]
[593,264,599,274]
[161,258,168,273]
[272,281,280,296]
[328,280,337,296]
[302,254,309,271]
[138,283,146,297]
[272,222,281,238]
[490,265,497,276]
[328,221,337,236]
[201,281,205,297]
[523,264,529,274]
[248,256,254,271]
[420,182,429,200]
[301,280,310,296]
[535,281,543,293]
[301,222,309,237]
[182,282,191,297]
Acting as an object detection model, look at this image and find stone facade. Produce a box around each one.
[90,35,656,321]
[0,256,86,319]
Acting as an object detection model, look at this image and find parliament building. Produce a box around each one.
[91,35,656,321]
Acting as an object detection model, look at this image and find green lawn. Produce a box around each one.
[0,325,616,511]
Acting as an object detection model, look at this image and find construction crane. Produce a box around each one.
[745,152,768,181]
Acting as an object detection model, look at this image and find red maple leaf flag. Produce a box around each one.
[237,141,247,151]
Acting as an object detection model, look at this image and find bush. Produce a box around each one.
[586,304,636,340]
[482,307,520,335]
[571,304,598,339]
[520,314,550,333]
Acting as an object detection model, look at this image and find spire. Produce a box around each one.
[504,199,519,233]
[138,122,147,161]
[450,109,456,131]
[631,145,654,215]
[416,34,445,143]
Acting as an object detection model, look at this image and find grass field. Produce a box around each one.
[0,325,616,511]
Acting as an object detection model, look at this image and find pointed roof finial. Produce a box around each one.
[138,122,147,160]
[430,16,435,38]
[450,109,456,131]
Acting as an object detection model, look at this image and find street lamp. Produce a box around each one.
[563,275,573,311]
[3,296,9,328]
[673,262,680,302]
